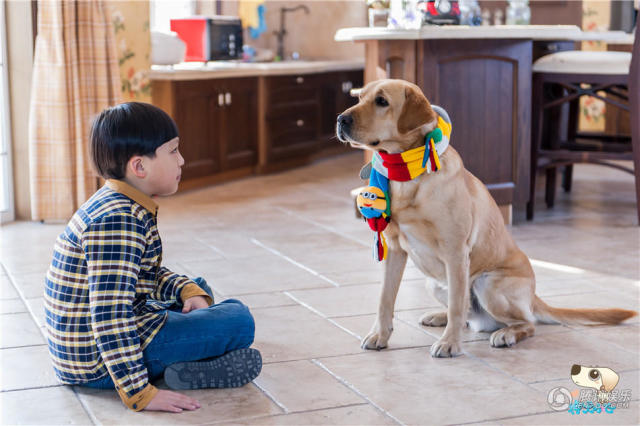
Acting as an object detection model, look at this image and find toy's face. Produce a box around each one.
[357,186,387,218]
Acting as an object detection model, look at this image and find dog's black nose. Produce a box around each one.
[571,364,581,375]
[337,113,353,128]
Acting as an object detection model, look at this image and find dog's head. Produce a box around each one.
[336,79,437,154]
[570,364,619,392]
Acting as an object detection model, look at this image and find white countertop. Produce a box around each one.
[335,25,635,43]
[149,59,364,81]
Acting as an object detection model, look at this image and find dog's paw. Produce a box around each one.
[361,328,391,350]
[490,328,518,348]
[430,339,463,358]
[420,311,447,327]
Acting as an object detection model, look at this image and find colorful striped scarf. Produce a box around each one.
[357,106,452,261]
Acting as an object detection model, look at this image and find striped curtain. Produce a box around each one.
[28,0,120,221]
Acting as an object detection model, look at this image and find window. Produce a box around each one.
[0,0,14,223]
[150,0,196,33]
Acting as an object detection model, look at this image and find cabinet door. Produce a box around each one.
[319,71,364,139]
[218,77,258,171]
[174,81,220,180]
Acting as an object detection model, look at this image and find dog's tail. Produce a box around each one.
[533,296,637,325]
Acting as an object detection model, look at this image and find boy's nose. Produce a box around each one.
[178,152,185,167]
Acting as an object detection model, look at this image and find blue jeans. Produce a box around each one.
[83,278,255,389]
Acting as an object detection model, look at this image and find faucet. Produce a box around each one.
[273,5,310,60]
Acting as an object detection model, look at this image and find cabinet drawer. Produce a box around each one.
[266,74,321,107]
[267,104,318,149]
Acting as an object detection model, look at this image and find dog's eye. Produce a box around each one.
[375,96,389,107]
[589,369,600,380]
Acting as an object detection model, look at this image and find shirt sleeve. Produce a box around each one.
[82,213,156,411]
[154,267,213,305]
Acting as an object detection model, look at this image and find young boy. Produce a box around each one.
[44,102,261,413]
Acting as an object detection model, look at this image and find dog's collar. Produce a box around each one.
[371,106,451,182]
[356,106,452,261]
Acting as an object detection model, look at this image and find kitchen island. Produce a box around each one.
[335,25,632,222]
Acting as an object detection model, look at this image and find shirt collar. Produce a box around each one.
[105,179,158,216]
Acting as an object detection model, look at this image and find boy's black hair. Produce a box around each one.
[90,102,179,179]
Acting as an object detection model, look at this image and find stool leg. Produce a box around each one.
[545,168,557,208]
[562,165,573,192]
[528,74,546,220]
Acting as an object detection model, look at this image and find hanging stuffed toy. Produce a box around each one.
[357,106,452,261]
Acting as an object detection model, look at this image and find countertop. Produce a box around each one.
[335,25,635,43]
[149,59,364,81]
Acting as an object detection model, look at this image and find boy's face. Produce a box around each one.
[144,137,184,196]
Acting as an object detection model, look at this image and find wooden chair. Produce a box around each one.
[527,28,640,224]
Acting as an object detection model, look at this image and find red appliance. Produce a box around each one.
[170,18,209,62]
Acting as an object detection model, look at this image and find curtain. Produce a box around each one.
[28,0,120,221]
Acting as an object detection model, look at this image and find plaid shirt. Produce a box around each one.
[44,180,210,411]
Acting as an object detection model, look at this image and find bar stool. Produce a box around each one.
[527,28,640,224]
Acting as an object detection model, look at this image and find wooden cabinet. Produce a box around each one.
[153,77,258,186]
[258,70,363,172]
[152,68,364,188]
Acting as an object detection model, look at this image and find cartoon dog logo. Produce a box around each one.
[571,364,619,403]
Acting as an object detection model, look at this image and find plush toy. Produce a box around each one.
[357,106,452,261]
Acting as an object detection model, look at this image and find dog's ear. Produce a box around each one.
[397,85,436,134]
[599,368,619,392]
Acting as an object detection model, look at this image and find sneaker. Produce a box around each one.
[164,348,262,390]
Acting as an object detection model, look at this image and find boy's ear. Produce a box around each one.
[128,156,147,179]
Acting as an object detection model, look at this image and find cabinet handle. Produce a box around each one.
[218,93,224,107]
[296,119,304,127]
[296,76,304,84]
[225,92,232,105]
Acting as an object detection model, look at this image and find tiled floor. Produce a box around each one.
[1,152,639,425]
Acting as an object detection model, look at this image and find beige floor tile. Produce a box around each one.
[316,348,546,425]
[223,404,397,425]
[332,314,437,348]
[75,383,282,425]
[463,331,640,385]
[576,323,640,355]
[0,386,91,425]
[0,312,45,348]
[252,305,362,364]
[24,297,46,328]
[182,254,335,296]
[7,271,46,298]
[286,280,440,319]
[0,298,27,314]
[253,360,364,412]
[0,273,19,299]
[222,293,297,310]
[0,345,59,391]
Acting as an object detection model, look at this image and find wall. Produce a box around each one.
[6,0,33,220]
[218,0,366,60]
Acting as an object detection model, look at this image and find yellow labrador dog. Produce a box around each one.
[336,79,637,358]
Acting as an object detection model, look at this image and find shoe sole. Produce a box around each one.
[164,348,262,390]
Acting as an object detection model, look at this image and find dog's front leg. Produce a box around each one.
[430,253,470,357]
[361,247,408,350]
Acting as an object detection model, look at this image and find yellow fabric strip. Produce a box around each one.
[180,283,213,305]
[116,382,158,411]
[106,180,158,215]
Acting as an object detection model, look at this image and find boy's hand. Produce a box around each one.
[144,389,200,413]
[182,295,209,313]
